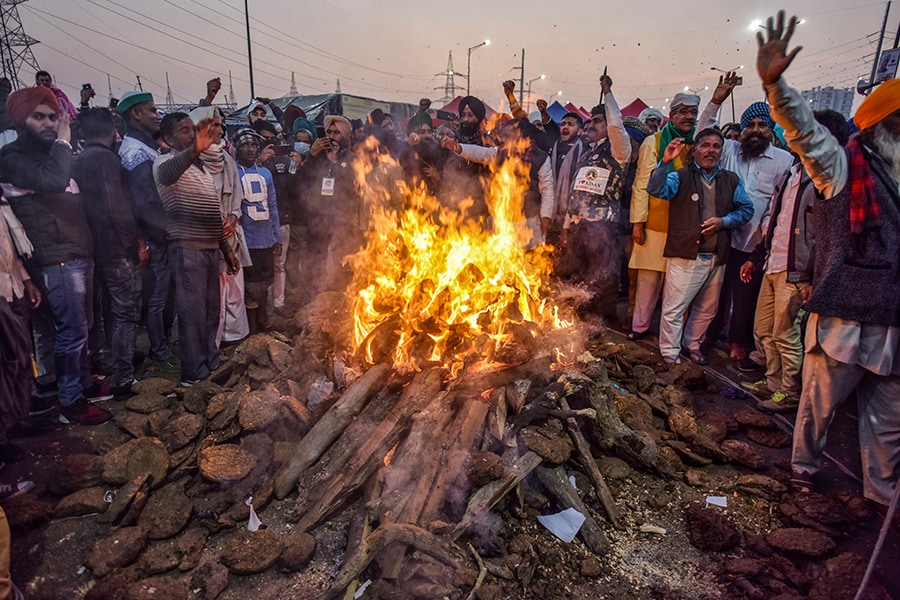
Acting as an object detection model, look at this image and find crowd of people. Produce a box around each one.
[0,11,897,592]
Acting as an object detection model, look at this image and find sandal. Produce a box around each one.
[790,469,815,494]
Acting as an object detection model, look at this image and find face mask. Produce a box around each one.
[293,141,311,157]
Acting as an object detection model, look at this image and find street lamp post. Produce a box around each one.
[244,0,254,99]
[466,39,490,96]
[525,74,545,111]
[710,65,743,122]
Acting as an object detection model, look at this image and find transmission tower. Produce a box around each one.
[0,0,40,89]
[289,71,298,96]
[335,78,341,93]
[227,70,236,109]
[164,72,174,105]
[434,51,461,104]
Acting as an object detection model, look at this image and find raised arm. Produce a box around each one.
[602,75,631,168]
[758,11,846,198]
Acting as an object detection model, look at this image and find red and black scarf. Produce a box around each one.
[846,135,882,235]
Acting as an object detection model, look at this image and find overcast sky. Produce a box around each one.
[19,0,896,117]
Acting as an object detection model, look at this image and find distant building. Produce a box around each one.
[800,86,854,120]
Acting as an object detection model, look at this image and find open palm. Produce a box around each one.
[756,10,803,86]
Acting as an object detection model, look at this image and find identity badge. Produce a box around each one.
[321,177,335,196]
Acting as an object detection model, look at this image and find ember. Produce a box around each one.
[346,137,570,374]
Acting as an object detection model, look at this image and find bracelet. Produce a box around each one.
[54,139,72,150]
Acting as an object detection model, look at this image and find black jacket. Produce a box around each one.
[0,135,92,266]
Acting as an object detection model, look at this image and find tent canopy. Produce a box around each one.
[621,98,651,118]
[227,93,420,127]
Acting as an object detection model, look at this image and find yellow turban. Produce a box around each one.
[854,78,900,130]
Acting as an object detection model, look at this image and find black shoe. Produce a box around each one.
[626,330,647,341]
[112,378,138,400]
[0,443,27,464]
[736,357,765,372]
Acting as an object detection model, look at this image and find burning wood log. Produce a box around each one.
[374,389,458,580]
[560,398,623,530]
[451,450,543,541]
[319,523,471,600]
[274,363,390,499]
[294,368,444,532]
[536,465,610,555]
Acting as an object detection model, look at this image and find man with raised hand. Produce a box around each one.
[757,11,900,512]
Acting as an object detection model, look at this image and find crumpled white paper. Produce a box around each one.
[537,507,586,543]
[706,495,728,508]
[246,496,261,531]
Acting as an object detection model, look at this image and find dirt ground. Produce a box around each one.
[4,321,900,600]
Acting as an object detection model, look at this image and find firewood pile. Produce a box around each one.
[6,295,894,600]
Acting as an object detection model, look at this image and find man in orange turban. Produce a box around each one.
[757,11,900,527]
[6,86,60,133]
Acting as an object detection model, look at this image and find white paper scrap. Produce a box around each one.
[353,579,372,599]
[706,496,728,508]
[569,475,577,490]
[537,507,586,543]
[246,496,261,531]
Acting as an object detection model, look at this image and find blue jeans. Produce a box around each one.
[172,247,222,382]
[144,243,174,361]
[99,258,142,386]
[35,258,94,406]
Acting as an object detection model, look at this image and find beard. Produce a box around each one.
[458,122,479,138]
[739,133,770,159]
[872,122,900,181]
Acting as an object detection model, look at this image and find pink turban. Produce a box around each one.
[324,115,351,141]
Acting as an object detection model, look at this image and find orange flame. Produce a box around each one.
[346,133,569,375]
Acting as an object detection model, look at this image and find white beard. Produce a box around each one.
[872,123,900,182]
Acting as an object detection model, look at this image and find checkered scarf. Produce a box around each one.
[846,134,882,235]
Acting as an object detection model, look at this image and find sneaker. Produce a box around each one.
[0,480,35,501]
[85,382,114,403]
[112,379,138,400]
[735,357,765,372]
[59,400,112,425]
[151,358,181,374]
[757,391,800,414]
[741,379,772,397]
[179,379,200,388]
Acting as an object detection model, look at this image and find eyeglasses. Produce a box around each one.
[672,107,699,117]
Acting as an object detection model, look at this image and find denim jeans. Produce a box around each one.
[172,247,221,382]
[35,258,94,406]
[144,242,174,361]
[99,257,142,386]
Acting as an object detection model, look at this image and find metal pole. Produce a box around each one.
[466,48,472,96]
[244,0,255,99]
[135,75,142,91]
[864,1,891,94]
[730,94,735,123]
[519,48,525,106]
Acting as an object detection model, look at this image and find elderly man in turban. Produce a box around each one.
[758,12,900,518]
[638,107,664,133]
[699,91,793,367]
[457,96,488,146]
[0,87,114,424]
[299,115,361,295]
